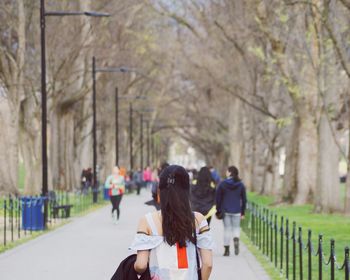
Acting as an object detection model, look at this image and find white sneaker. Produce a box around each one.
[113,213,119,224]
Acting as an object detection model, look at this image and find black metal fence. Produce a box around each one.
[1,189,106,250]
[241,202,350,280]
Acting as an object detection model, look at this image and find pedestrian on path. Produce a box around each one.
[133,167,143,195]
[143,166,153,190]
[215,165,247,256]
[190,166,216,225]
[130,165,214,280]
[105,166,125,224]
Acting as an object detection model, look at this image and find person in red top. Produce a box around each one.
[143,166,153,190]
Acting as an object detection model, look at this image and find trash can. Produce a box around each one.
[22,196,45,231]
[103,188,110,200]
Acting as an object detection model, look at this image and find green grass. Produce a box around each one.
[243,192,350,280]
[18,163,25,193]
[241,232,281,280]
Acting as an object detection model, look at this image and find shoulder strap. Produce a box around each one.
[145,213,159,236]
[193,228,202,280]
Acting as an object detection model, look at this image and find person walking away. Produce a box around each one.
[143,166,152,190]
[190,166,216,225]
[216,165,246,256]
[81,169,88,194]
[130,165,213,280]
[105,166,125,224]
[133,168,143,195]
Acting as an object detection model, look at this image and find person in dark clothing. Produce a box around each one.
[133,168,143,195]
[190,166,216,225]
[111,254,151,280]
[216,165,247,256]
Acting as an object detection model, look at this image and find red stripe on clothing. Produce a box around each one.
[176,243,189,269]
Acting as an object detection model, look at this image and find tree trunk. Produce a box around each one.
[241,110,253,189]
[0,96,19,194]
[294,115,317,204]
[344,96,350,214]
[283,118,299,202]
[345,166,350,214]
[73,97,93,188]
[315,111,340,212]
[228,97,242,167]
[19,95,41,195]
[251,117,265,193]
[50,109,77,191]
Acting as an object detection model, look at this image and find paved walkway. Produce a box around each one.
[0,190,270,280]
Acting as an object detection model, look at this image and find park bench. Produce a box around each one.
[48,191,73,219]
[52,204,73,218]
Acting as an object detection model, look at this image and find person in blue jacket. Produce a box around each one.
[216,165,247,256]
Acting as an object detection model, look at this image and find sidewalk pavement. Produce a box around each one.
[0,190,270,280]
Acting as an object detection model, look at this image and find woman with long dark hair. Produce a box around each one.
[130,165,213,280]
[190,166,216,225]
[216,165,246,256]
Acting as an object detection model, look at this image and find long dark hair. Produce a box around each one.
[197,166,213,189]
[159,165,195,247]
[228,166,241,182]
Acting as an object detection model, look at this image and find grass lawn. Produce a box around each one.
[244,191,350,280]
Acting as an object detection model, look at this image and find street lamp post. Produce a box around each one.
[129,103,134,171]
[140,113,144,172]
[115,87,119,166]
[40,0,109,227]
[92,57,98,203]
[146,121,150,167]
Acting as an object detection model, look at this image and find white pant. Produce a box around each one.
[223,213,241,246]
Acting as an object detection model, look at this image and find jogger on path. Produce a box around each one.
[105,166,125,224]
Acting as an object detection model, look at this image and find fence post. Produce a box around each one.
[286,218,290,279]
[251,203,255,243]
[14,197,18,237]
[259,206,262,250]
[255,203,258,247]
[271,212,274,263]
[10,196,14,242]
[293,222,296,280]
[298,227,303,280]
[280,216,284,272]
[23,198,27,236]
[345,247,349,280]
[263,208,266,255]
[330,239,335,280]
[4,200,6,246]
[17,197,21,239]
[266,209,269,257]
[318,235,323,280]
[275,214,278,268]
[307,230,312,280]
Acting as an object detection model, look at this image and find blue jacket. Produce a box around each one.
[216,178,247,215]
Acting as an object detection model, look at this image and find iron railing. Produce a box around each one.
[241,202,349,280]
[1,189,105,250]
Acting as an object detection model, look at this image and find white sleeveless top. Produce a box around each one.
[129,212,214,280]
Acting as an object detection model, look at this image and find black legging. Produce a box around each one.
[110,194,123,219]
